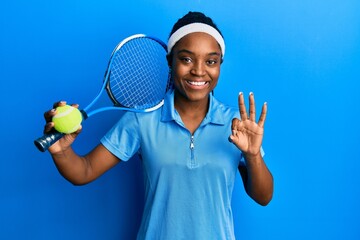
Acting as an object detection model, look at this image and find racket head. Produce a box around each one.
[105,34,171,111]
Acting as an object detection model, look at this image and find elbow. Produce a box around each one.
[257,182,274,206]
[62,175,92,186]
[246,190,273,206]
[71,180,89,186]
[69,177,94,186]
[247,182,274,206]
[256,175,274,206]
[256,192,273,206]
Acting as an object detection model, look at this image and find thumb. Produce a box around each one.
[228,132,239,144]
[228,131,243,151]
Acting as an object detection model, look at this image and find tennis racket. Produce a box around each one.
[34,34,171,152]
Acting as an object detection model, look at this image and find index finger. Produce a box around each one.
[44,101,67,122]
[238,92,248,120]
[52,101,67,109]
[44,109,56,122]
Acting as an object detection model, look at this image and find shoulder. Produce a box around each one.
[210,95,239,119]
[114,108,163,132]
[114,108,161,123]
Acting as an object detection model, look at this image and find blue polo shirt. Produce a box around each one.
[101,90,249,240]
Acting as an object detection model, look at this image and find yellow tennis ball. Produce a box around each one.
[52,105,82,134]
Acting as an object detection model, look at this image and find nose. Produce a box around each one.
[190,61,206,76]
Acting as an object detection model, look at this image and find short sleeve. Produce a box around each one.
[100,112,141,161]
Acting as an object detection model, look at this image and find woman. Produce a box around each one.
[43,11,273,240]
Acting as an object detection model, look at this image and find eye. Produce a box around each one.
[207,59,218,66]
[181,57,192,63]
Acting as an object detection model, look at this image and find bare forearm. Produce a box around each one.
[51,144,119,185]
[51,147,93,185]
[243,153,273,206]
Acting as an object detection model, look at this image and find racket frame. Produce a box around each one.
[34,34,170,152]
[83,34,169,118]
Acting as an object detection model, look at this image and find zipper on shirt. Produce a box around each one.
[190,135,195,149]
[189,135,196,168]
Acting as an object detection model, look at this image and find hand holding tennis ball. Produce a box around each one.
[52,105,83,134]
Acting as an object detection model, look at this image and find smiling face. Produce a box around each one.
[169,32,222,106]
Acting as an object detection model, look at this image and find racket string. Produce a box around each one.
[108,37,169,109]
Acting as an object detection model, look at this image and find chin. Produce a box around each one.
[185,91,212,102]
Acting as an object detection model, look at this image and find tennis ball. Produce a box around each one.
[52,105,83,134]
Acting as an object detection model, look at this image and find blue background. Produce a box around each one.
[1,0,360,239]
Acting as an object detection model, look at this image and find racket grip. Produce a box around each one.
[34,131,64,152]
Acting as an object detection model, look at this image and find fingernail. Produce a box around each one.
[239,92,243,96]
[249,92,253,96]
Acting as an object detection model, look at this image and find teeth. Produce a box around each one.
[188,81,206,86]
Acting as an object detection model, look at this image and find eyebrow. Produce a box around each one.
[176,49,221,57]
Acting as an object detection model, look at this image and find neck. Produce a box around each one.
[174,93,209,116]
[174,91,210,134]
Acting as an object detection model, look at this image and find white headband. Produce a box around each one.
[167,22,225,57]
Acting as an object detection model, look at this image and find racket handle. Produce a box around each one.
[34,131,64,152]
[35,110,87,152]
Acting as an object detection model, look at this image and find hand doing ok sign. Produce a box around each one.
[229,92,267,158]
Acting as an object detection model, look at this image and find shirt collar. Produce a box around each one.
[161,89,225,125]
